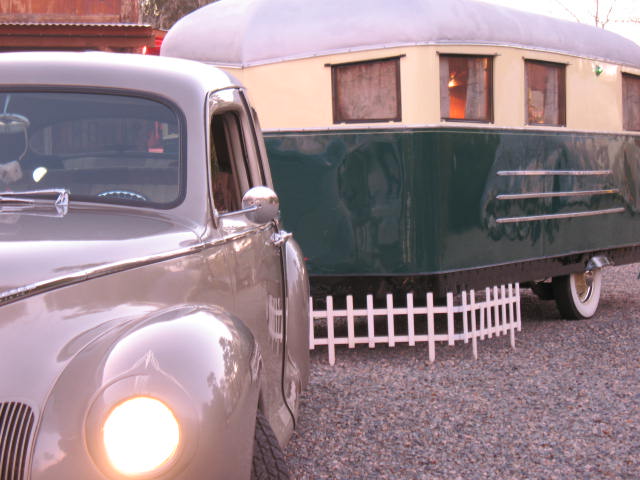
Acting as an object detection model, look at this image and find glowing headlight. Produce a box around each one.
[103,396,180,476]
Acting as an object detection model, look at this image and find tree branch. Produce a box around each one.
[553,0,583,23]
[601,0,617,28]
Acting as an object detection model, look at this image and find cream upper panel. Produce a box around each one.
[224,44,639,134]
[228,47,412,129]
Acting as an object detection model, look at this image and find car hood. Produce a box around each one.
[0,207,203,406]
[0,207,201,298]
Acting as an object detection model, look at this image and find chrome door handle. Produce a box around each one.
[271,231,292,247]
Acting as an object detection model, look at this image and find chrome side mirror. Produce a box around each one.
[241,186,280,224]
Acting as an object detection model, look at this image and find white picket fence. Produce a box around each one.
[309,283,521,365]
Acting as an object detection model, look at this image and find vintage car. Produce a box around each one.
[0,51,309,480]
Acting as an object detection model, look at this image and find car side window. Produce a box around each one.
[210,112,251,213]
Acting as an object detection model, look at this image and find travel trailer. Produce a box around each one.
[162,0,640,319]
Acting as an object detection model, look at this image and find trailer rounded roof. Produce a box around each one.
[161,0,640,68]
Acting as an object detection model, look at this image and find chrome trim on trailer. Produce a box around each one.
[497,189,619,200]
[262,124,640,137]
[496,207,625,224]
[497,170,612,176]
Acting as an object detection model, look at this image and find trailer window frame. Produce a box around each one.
[622,72,640,132]
[439,53,494,123]
[330,56,402,124]
[525,59,567,127]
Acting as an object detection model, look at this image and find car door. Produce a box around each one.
[207,88,293,441]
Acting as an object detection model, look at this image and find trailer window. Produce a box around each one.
[439,55,493,122]
[332,57,401,123]
[525,60,566,126]
[623,73,640,131]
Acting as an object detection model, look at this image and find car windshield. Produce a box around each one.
[0,91,183,208]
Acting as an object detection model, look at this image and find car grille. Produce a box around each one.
[0,402,35,480]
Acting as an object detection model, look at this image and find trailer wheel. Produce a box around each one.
[552,269,602,319]
[251,410,290,480]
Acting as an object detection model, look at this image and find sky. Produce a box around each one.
[479,0,640,45]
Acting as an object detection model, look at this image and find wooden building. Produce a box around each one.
[0,0,163,53]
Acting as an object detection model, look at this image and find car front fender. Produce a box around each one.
[30,305,261,480]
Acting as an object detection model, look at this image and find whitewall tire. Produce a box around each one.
[552,269,603,320]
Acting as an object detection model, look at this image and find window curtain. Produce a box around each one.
[334,59,399,122]
[465,58,486,119]
[543,67,559,125]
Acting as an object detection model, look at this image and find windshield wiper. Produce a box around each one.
[0,189,69,216]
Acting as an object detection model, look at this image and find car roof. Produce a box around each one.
[161,0,640,68]
[0,51,245,227]
[0,51,242,97]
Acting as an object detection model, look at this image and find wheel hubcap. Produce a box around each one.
[574,271,594,303]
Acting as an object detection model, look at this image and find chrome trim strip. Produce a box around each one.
[497,170,612,176]
[0,188,68,204]
[496,207,625,224]
[263,124,640,137]
[218,204,259,219]
[497,189,619,200]
[0,239,224,307]
[219,222,273,243]
[0,188,69,216]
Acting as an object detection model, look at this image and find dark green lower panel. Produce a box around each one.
[266,127,640,287]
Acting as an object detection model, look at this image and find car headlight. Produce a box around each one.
[103,396,180,476]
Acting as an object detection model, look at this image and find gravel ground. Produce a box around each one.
[285,264,640,479]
